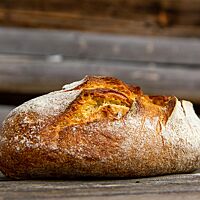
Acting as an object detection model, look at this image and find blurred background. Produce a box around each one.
[0,0,200,127]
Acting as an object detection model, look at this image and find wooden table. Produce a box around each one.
[0,173,200,200]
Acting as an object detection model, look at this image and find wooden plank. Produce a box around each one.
[0,27,200,64]
[0,54,200,103]
[0,173,200,199]
[0,28,199,103]
[0,0,200,37]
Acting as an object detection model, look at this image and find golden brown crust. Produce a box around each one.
[0,75,200,179]
[63,75,137,98]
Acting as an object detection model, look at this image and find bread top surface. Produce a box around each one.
[4,75,176,129]
[61,75,175,125]
[2,75,177,150]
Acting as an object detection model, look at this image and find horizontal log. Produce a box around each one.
[0,0,200,37]
[0,28,199,103]
[1,28,200,64]
[0,53,200,103]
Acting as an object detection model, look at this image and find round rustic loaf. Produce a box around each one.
[0,76,200,179]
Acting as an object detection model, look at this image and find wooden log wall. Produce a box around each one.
[0,27,200,105]
[0,0,200,37]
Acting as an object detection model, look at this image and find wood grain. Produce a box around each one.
[0,173,200,200]
[1,27,200,64]
[0,0,200,37]
[0,53,200,102]
[0,27,200,103]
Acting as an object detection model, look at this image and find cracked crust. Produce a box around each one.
[0,75,200,179]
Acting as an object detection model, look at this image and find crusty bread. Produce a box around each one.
[0,76,200,179]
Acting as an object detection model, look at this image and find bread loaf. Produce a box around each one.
[0,76,200,179]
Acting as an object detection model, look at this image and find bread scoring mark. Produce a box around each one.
[162,99,200,150]
[63,75,135,99]
[61,76,176,127]
[45,88,133,139]
[60,76,137,127]
[181,100,200,148]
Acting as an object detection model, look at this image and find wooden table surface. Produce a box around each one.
[0,172,200,200]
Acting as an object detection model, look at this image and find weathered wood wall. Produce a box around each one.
[0,0,200,37]
[0,28,200,104]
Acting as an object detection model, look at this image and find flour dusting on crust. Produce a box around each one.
[6,90,81,119]
[1,90,81,151]
[62,77,86,91]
